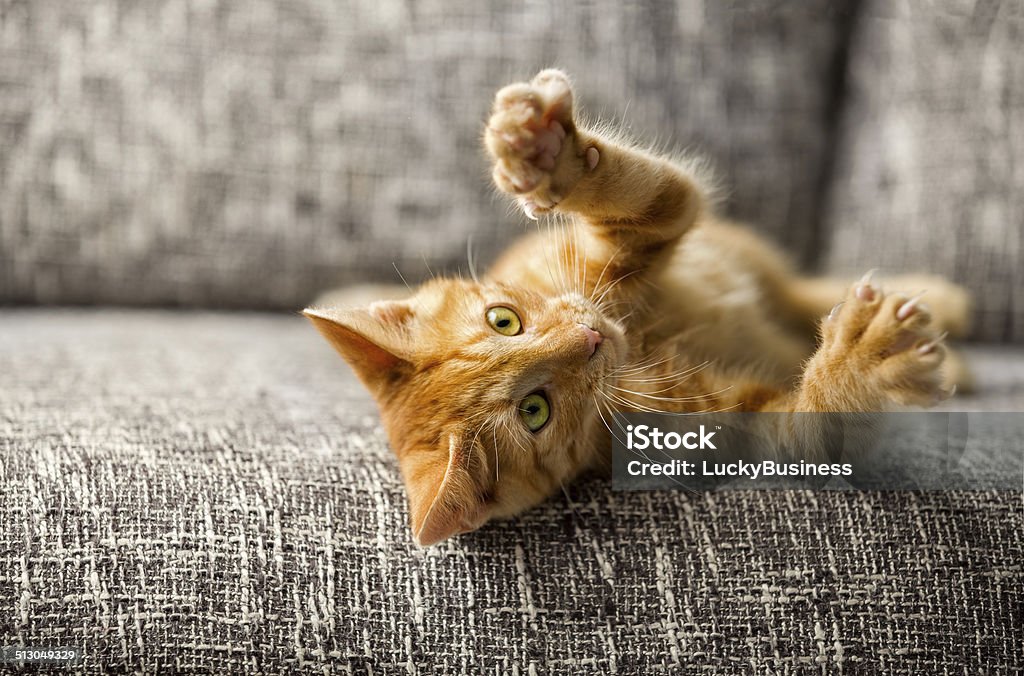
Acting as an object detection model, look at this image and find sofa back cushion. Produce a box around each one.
[823,4,1023,342]
[0,2,850,310]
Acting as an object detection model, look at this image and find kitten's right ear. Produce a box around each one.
[303,303,415,391]
[401,431,491,547]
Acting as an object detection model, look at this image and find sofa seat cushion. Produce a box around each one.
[0,309,1020,673]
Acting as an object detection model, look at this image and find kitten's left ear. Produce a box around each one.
[303,301,415,392]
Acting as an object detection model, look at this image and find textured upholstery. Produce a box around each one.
[1,310,1022,673]
[0,1,851,309]
[824,2,1024,342]
[3,2,1023,672]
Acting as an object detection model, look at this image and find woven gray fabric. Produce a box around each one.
[823,2,1024,343]
[1,310,1021,673]
[0,1,851,310]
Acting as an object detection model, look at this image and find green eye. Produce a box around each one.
[486,306,522,335]
[518,392,550,432]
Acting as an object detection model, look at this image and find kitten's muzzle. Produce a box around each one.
[578,323,604,359]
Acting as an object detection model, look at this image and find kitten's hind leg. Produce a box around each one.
[783,273,971,339]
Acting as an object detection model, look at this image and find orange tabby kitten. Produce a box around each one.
[305,70,971,546]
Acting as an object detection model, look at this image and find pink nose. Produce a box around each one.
[578,323,603,357]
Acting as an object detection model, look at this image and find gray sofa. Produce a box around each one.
[1,2,1021,673]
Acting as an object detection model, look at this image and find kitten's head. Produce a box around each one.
[305,278,626,545]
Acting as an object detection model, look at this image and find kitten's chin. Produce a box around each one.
[591,320,626,372]
[583,330,624,388]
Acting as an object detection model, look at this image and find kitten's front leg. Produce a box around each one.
[484,70,706,278]
[484,69,588,220]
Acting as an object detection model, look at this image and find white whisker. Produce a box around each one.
[609,383,732,404]
[588,242,626,303]
[466,235,480,284]
[612,352,677,375]
[593,268,642,310]
[618,361,711,385]
[392,261,413,292]
[420,254,436,280]
[592,394,629,448]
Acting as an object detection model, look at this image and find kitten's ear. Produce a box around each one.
[303,302,415,391]
[401,432,491,547]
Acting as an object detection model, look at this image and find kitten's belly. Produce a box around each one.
[650,229,810,383]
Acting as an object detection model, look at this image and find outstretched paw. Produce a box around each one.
[484,69,595,219]
[820,271,952,407]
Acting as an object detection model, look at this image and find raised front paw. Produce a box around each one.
[817,272,952,407]
[484,69,596,219]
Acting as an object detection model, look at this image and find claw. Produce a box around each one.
[854,270,878,302]
[917,331,949,354]
[934,383,957,405]
[521,200,539,220]
[827,301,845,320]
[532,193,558,209]
[896,291,928,321]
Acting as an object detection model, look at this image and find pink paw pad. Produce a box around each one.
[531,121,564,170]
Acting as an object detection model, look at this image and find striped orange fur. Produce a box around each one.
[306,70,971,545]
